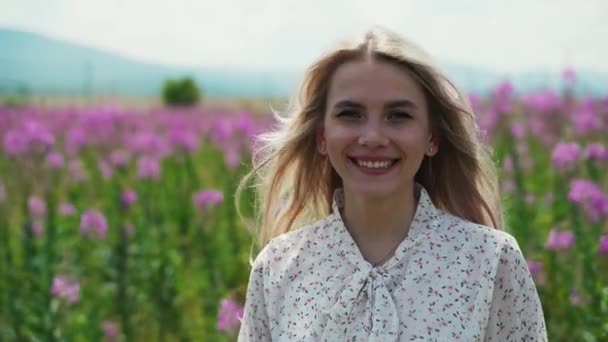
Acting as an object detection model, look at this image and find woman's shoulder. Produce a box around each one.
[251,213,338,268]
[430,210,529,280]
[435,209,521,253]
[272,213,338,247]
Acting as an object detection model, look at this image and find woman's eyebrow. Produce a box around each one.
[332,99,418,110]
[384,100,418,110]
[332,100,364,110]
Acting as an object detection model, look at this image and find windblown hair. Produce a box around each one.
[236,26,504,252]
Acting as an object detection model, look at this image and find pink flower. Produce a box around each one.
[30,221,44,237]
[599,235,608,256]
[59,202,77,216]
[128,131,171,158]
[3,130,29,155]
[28,196,46,217]
[98,160,113,180]
[45,151,65,169]
[137,156,160,180]
[210,118,235,145]
[109,150,131,168]
[527,118,556,146]
[491,80,514,114]
[235,112,256,137]
[121,189,137,208]
[551,142,581,169]
[217,298,244,334]
[572,106,601,136]
[51,275,80,305]
[223,145,242,169]
[80,210,108,239]
[101,320,120,342]
[585,143,608,162]
[169,128,199,152]
[492,80,514,99]
[3,120,55,155]
[477,109,501,140]
[193,190,224,212]
[522,90,563,112]
[568,179,608,221]
[545,229,575,251]
[65,127,88,155]
[526,260,543,277]
[68,159,89,183]
[568,179,603,202]
[510,123,526,139]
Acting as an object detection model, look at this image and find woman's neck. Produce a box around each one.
[341,184,418,253]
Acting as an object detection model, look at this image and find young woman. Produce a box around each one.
[236,26,547,341]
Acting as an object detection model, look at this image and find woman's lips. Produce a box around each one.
[348,157,401,174]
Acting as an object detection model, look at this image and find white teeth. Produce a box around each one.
[356,159,393,169]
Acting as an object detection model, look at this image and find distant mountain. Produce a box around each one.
[0,29,297,98]
[0,29,181,95]
[1,28,607,98]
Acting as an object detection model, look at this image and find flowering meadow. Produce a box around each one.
[1,75,608,341]
[473,79,608,341]
[0,105,270,341]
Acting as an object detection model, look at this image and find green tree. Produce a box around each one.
[162,77,201,106]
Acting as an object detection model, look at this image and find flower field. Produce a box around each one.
[1,79,607,341]
[0,105,269,341]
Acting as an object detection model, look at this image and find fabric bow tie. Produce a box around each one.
[321,266,400,341]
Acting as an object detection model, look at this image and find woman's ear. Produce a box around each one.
[425,134,439,157]
[316,124,326,155]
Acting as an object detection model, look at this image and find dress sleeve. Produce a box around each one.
[485,235,548,341]
[238,247,272,342]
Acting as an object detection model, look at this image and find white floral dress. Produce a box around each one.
[238,185,547,341]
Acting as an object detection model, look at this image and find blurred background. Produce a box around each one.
[0,0,607,341]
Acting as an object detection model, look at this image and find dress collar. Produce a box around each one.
[321,184,440,340]
[329,182,440,271]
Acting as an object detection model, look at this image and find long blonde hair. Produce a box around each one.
[236,26,504,251]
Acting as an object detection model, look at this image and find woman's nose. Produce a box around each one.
[357,122,389,147]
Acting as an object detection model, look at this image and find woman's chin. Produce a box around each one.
[346,184,399,199]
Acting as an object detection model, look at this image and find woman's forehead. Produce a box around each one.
[326,60,426,110]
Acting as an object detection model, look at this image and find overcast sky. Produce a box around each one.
[2,0,607,73]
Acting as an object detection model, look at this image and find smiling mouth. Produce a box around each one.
[348,157,401,169]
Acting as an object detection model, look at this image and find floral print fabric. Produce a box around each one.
[238,185,547,341]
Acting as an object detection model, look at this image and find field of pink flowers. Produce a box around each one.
[0,76,607,341]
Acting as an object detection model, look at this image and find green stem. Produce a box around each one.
[115,183,132,340]
[1,205,23,340]
[44,188,58,341]
[569,203,600,321]
[117,221,131,340]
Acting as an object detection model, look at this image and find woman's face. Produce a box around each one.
[319,58,437,199]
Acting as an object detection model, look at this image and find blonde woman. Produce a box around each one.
[236,27,547,341]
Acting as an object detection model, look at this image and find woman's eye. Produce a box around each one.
[387,111,411,120]
[336,110,361,118]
